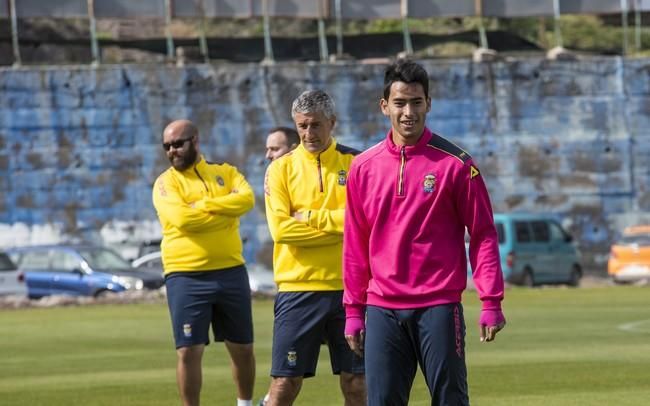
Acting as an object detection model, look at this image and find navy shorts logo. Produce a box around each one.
[423,174,436,193]
[287,351,297,367]
[183,323,192,338]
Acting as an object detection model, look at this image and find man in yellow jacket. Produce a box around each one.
[153,119,256,406]
[263,90,366,406]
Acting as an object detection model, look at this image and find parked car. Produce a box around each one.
[137,239,161,258]
[8,245,165,299]
[0,251,28,297]
[246,263,277,297]
[131,251,164,276]
[467,213,582,287]
[132,250,276,296]
[608,225,650,283]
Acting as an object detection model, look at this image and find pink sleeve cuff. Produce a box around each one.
[479,309,505,327]
[345,304,365,319]
[344,316,365,336]
[481,299,502,311]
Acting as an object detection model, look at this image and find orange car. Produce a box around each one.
[608,225,650,283]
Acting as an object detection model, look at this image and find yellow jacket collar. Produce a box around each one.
[172,155,206,174]
[296,138,338,162]
[194,156,208,170]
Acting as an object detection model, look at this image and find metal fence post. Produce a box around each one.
[476,0,489,49]
[318,18,329,62]
[198,0,210,63]
[335,0,343,57]
[401,0,413,55]
[87,0,100,65]
[621,0,629,56]
[552,0,564,48]
[9,0,21,67]
[165,0,175,61]
[318,0,329,61]
[634,0,641,52]
[262,0,274,63]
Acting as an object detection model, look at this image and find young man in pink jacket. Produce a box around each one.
[343,59,506,405]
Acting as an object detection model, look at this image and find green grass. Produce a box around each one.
[1,286,649,405]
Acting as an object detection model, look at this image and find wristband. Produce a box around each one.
[479,309,505,327]
[344,316,365,336]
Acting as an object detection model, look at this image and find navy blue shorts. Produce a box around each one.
[165,265,253,349]
[271,291,365,378]
[365,303,469,406]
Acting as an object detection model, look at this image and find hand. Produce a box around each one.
[344,316,365,357]
[345,330,365,357]
[479,309,506,342]
[480,321,505,342]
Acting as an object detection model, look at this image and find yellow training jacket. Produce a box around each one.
[264,139,359,291]
[152,156,254,275]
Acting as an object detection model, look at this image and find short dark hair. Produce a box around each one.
[383,59,429,100]
[268,126,299,146]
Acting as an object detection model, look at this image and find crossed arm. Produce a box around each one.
[153,168,254,232]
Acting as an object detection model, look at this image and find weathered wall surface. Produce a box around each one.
[0,58,648,270]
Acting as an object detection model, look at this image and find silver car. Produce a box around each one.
[0,251,28,297]
[132,251,277,296]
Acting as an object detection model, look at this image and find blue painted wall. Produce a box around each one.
[0,58,648,271]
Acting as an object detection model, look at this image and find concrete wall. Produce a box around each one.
[1,58,648,271]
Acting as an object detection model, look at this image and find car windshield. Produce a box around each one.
[496,223,505,244]
[78,248,133,270]
[465,223,505,244]
[138,240,161,257]
[618,234,650,246]
[0,253,16,271]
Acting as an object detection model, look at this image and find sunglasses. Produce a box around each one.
[162,136,194,151]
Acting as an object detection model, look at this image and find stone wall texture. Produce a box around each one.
[1,57,649,271]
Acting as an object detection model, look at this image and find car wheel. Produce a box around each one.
[568,265,581,287]
[522,269,535,287]
[94,289,114,298]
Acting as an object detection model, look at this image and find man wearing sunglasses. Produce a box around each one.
[153,119,256,406]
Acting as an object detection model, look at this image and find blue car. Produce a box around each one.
[8,245,164,299]
[467,213,582,287]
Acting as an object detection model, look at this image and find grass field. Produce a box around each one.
[1,286,649,405]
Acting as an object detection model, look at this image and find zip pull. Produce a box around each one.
[398,147,406,196]
[317,154,324,192]
[193,167,209,192]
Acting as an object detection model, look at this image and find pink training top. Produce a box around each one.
[343,128,504,320]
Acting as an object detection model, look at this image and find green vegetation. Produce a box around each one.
[1,286,649,405]
[12,14,650,59]
[236,15,647,55]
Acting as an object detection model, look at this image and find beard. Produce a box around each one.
[169,144,198,171]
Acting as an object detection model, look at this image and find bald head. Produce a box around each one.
[162,119,200,171]
[163,119,198,141]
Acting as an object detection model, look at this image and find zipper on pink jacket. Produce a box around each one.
[317,154,324,192]
[398,147,406,196]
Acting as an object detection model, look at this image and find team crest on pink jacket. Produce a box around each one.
[423,173,436,193]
